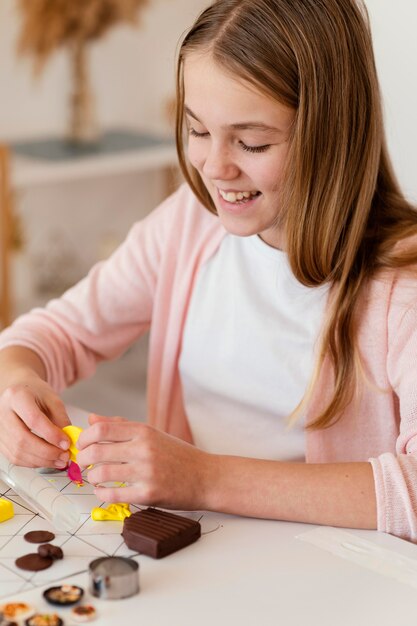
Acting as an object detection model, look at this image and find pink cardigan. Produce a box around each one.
[1,184,417,541]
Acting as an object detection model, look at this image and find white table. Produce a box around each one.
[6,514,417,626]
[5,406,417,626]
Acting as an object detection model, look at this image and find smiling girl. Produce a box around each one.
[1,0,417,542]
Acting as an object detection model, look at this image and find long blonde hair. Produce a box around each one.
[175,0,417,429]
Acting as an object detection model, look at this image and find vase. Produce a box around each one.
[68,39,100,145]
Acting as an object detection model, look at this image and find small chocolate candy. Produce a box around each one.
[0,602,35,622]
[15,553,53,571]
[23,530,55,544]
[38,543,64,560]
[43,584,84,606]
[25,614,63,626]
[122,508,201,559]
[71,604,97,622]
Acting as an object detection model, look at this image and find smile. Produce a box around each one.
[218,189,261,204]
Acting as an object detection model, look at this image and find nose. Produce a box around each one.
[201,140,240,181]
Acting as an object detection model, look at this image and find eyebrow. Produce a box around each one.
[184,106,284,134]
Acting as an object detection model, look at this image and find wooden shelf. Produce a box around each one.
[0,129,178,328]
[13,145,177,188]
[11,129,177,188]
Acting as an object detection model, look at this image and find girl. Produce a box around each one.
[1,0,417,542]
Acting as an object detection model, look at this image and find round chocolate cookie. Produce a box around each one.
[15,553,53,571]
[24,530,55,544]
[38,544,64,560]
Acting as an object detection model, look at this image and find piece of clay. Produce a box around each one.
[24,530,55,544]
[62,426,85,486]
[15,553,53,571]
[38,543,64,560]
[0,497,14,522]
[91,503,131,522]
[122,508,201,559]
[68,460,84,486]
[62,425,83,463]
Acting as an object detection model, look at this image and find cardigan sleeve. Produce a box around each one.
[370,293,417,541]
[0,189,179,392]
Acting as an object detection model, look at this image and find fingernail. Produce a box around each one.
[60,440,70,450]
[54,460,67,469]
[59,452,69,462]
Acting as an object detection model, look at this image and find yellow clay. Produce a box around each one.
[91,503,131,521]
[0,498,14,522]
[62,425,83,462]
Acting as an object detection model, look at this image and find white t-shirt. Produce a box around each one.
[179,234,329,461]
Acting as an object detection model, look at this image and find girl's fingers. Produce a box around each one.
[0,412,69,467]
[93,485,147,506]
[8,388,70,451]
[78,421,139,450]
[88,413,128,426]
[44,395,71,429]
[78,441,132,468]
[86,462,132,486]
[12,446,68,469]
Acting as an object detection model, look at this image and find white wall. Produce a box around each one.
[364,0,417,202]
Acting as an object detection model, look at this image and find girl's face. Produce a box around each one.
[184,53,295,250]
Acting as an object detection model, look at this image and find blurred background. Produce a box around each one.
[0,0,416,421]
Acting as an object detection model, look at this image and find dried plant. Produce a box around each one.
[16,0,151,142]
[17,0,150,73]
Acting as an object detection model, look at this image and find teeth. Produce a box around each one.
[219,189,259,203]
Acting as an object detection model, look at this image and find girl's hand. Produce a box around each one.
[0,374,71,468]
[77,414,213,510]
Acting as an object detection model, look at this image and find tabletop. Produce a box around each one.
[2,407,417,626]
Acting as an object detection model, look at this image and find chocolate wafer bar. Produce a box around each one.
[122,508,201,558]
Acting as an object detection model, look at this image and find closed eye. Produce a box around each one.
[189,127,271,154]
[239,141,270,154]
[189,127,209,138]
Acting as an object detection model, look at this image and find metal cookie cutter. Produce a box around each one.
[89,556,139,600]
